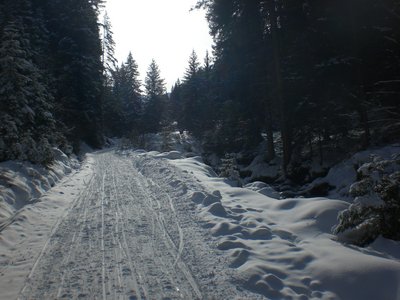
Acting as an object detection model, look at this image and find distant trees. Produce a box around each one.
[107,52,142,136]
[169,50,217,143]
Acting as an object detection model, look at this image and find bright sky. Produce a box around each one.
[102,0,213,90]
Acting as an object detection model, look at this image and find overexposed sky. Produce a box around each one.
[102,0,213,90]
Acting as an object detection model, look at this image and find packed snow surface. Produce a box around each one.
[1,148,399,299]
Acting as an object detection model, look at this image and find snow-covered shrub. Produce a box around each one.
[219,153,242,186]
[333,155,400,246]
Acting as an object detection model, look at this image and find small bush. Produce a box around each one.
[333,155,400,246]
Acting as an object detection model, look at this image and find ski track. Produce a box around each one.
[16,150,256,300]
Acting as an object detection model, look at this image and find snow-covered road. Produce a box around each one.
[7,150,256,300]
[2,148,400,300]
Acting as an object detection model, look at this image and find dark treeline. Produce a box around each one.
[171,0,400,177]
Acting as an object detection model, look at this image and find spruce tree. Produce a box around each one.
[143,59,166,133]
[46,0,104,150]
[0,19,56,163]
[111,52,142,134]
[101,12,117,78]
[181,50,203,136]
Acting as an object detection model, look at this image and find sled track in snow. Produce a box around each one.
[16,150,260,300]
[16,151,201,299]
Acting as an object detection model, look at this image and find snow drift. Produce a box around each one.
[132,150,400,300]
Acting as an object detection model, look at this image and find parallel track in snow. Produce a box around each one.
[16,149,261,300]
[17,151,203,299]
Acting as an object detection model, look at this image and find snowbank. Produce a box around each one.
[0,148,79,227]
[133,150,400,300]
[309,144,400,199]
[0,154,95,298]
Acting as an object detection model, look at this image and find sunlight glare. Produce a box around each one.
[103,0,213,90]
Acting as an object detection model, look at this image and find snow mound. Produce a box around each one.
[244,181,281,199]
[243,155,281,182]
[146,151,400,300]
[155,151,184,160]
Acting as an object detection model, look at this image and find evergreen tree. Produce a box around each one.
[46,0,104,150]
[0,19,56,163]
[0,0,107,162]
[101,12,117,78]
[181,50,203,136]
[100,11,118,137]
[203,50,212,76]
[145,59,166,97]
[184,50,200,80]
[143,59,166,133]
[110,52,142,135]
[124,52,142,117]
[170,79,183,128]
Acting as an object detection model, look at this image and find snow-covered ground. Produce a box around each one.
[164,151,400,299]
[307,144,400,199]
[0,148,79,227]
[1,146,399,299]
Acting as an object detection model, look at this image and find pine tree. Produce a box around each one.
[143,59,166,133]
[101,12,117,78]
[203,50,211,75]
[180,50,203,136]
[170,79,183,128]
[184,50,200,80]
[145,59,166,97]
[114,52,142,133]
[124,52,142,116]
[0,19,56,163]
[46,0,104,150]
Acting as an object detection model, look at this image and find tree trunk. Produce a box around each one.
[266,112,275,161]
[268,0,291,174]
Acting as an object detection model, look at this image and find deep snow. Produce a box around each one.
[0,145,399,299]
[166,151,400,299]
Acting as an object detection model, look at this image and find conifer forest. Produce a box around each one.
[1,1,400,299]
[1,0,400,249]
[1,0,399,168]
